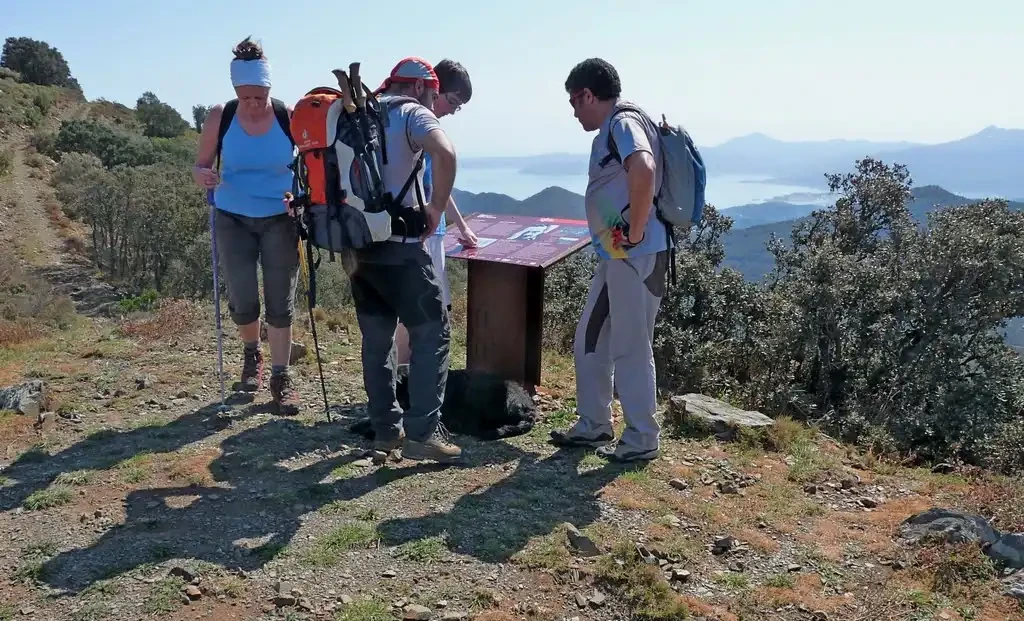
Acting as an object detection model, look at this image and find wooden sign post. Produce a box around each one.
[444,213,591,393]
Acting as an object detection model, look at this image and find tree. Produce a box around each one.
[1,37,80,90]
[54,119,158,168]
[53,156,207,295]
[135,91,189,139]
[767,157,1024,464]
[192,105,210,132]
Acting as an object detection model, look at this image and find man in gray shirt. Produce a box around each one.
[347,57,461,463]
[550,58,671,462]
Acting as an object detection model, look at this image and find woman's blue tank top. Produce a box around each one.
[213,110,294,218]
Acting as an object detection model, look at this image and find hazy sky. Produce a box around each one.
[3,0,1020,156]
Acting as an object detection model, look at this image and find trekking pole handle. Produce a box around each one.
[206,189,214,206]
[332,69,356,113]
[349,62,365,109]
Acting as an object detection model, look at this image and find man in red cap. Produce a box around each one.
[349,57,463,463]
[394,59,477,367]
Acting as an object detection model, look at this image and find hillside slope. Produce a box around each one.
[3,59,1024,621]
[0,79,119,316]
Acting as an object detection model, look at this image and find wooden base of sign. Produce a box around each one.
[465,260,545,393]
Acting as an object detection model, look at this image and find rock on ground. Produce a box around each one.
[0,379,47,417]
[900,507,1024,570]
[667,393,774,440]
[899,508,1000,546]
[289,341,308,365]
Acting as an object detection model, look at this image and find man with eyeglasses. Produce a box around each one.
[395,58,478,368]
[549,57,671,463]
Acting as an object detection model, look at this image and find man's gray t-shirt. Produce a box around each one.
[584,100,670,260]
[379,95,441,243]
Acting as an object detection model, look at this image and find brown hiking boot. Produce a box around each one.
[403,423,462,463]
[371,428,405,463]
[240,347,264,392]
[269,370,301,416]
[373,428,405,453]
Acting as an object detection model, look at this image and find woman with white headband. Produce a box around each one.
[192,36,301,416]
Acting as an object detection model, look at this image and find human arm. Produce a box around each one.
[192,104,224,190]
[612,116,657,245]
[419,129,456,216]
[444,196,478,247]
[407,106,456,237]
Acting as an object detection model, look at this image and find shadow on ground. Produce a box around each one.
[35,409,529,593]
[376,448,641,564]
[0,396,262,513]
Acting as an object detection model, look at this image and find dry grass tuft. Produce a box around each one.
[118,299,202,340]
[0,319,45,347]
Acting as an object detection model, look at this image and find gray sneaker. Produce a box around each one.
[403,423,462,463]
[596,441,659,463]
[549,421,615,448]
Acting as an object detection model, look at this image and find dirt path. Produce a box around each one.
[0,137,65,269]
[0,135,119,316]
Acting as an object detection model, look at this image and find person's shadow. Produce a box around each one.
[37,412,529,593]
[0,395,263,513]
[376,447,642,564]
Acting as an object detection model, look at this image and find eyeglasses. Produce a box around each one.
[445,93,463,113]
[569,90,587,109]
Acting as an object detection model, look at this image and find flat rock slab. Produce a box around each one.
[900,507,1024,570]
[668,393,774,439]
[0,380,46,418]
[899,507,1000,546]
[989,533,1024,570]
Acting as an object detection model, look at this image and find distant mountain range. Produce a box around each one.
[450,182,1024,353]
[460,125,1024,199]
[452,186,583,220]
[452,184,825,230]
[721,185,1024,281]
[451,183,1021,283]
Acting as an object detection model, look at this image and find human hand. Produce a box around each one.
[457,223,478,248]
[283,192,296,217]
[612,222,644,250]
[627,226,645,246]
[421,202,444,240]
[193,166,219,189]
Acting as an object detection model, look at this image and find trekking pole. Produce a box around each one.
[341,64,387,201]
[286,191,332,423]
[207,189,229,413]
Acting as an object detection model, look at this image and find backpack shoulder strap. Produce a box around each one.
[380,95,429,206]
[215,99,239,171]
[270,97,295,148]
[600,103,652,167]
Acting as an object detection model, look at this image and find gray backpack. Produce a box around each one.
[602,103,708,285]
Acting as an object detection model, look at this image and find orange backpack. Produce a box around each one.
[286,76,427,256]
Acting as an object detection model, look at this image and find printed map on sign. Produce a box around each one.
[444,213,592,269]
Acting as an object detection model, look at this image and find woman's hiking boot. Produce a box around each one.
[240,347,264,392]
[269,369,301,416]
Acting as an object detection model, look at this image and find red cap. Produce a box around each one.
[375,57,439,94]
